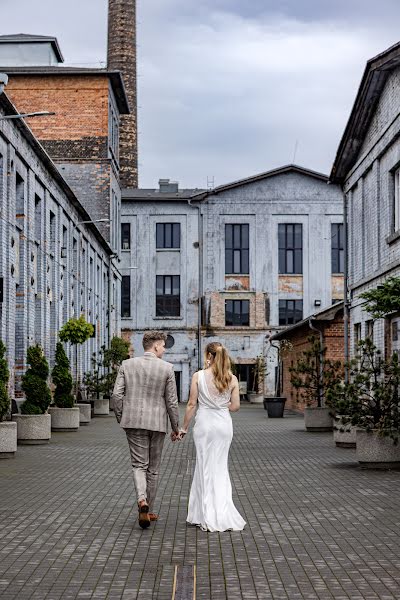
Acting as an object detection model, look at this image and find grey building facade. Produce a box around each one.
[0,92,116,396]
[331,42,400,359]
[121,166,343,400]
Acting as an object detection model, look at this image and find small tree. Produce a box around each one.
[329,338,400,443]
[102,336,130,397]
[0,341,10,422]
[83,347,106,399]
[360,276,400,318]
[289,336,343,408]
[251,354,266,393]
[21,345,51,415]
[52,343,74,408]
[59,315,94,396]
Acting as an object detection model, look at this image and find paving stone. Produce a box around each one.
[1,406,400,599]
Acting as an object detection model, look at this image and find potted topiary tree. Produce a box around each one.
[13,345,52,444]
[49,342,80,431]
[289,336,343,432]
[337,338,400,467]
[0,340,17,458]
[263,339,292,417]
[248,355,266,404]
[59,315,94,398]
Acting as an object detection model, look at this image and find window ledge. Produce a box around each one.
[156,248,181,252]
[121,249,131,252]
[386,230,400,245]
[154,316,183,320]
[278,273,303,276]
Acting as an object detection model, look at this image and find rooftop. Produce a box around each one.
[0,33,64,62]
[270,301,344,341]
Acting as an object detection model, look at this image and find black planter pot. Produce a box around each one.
[263,397,286,418]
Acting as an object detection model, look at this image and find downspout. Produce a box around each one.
[343,190,349,382]
[188,197,203,370]
[308,317,324,407]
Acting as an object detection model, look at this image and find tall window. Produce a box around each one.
[331,223,344,273]
[121,276,131,318]
[156,223,180,249]
[15,173,25,216]
[279,300,303,326]
[354,323,361,354]
[156,275,180,316]
[278,224,302,274]
[395,168,400,231]
[225,224,249,274]
[121,223,131,250]
[34,195,41,241]
[225,299,250,326]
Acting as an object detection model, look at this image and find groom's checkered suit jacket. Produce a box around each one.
[111,352,179,433]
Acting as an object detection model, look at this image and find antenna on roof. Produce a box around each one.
[207,176,215,190]
[292,139,299,164]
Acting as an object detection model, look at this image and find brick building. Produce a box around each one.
[120,166,343,400]
[331,42,400,360]
[0,91,114,395]
[269,301,344,411]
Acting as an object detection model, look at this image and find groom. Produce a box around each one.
[112,331,180,528]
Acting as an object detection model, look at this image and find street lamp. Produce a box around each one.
[0,111,56,121]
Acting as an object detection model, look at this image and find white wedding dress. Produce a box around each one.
[187,369,246,532]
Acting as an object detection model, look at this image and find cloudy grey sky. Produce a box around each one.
[2,0,400,187]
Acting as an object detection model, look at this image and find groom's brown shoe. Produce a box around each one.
[138,500,150,529]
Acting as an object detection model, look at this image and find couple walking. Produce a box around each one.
[112,331,246,532]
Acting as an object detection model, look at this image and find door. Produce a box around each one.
[174,371,181,402]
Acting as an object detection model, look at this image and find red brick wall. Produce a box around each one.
[280,315,345,412]
[6,75,109,159]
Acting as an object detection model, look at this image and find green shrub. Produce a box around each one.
[20,345,51,415]
[52,342,74,408]
[0,340,10,421]
[102,337,130,396]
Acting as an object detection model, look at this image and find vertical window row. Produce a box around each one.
[331,223,344,273]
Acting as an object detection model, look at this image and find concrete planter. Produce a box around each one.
[304,407,333,432]
[48,407,80,431]
[334,416,356,448]
[94,398,110,416]
[0,421,17,458]
[247,392,264,404]
[13,414,51,444]
[356,429,400,468]
[77,403,91,425]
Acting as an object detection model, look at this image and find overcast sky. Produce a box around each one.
[2,0,400,187]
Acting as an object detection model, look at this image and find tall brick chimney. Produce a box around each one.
[107,0,138,188]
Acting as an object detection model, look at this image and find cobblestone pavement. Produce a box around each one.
[1,405,400,600]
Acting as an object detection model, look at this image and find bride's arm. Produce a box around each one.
[180,372,199,435]
[228,376,240,412]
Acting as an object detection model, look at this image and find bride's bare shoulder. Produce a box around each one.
[192,371,201,381]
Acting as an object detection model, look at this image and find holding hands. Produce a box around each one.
[170,429,187,442]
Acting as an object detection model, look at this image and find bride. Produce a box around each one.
[178,342,246,532]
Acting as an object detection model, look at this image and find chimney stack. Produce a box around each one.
[107,0,138,188]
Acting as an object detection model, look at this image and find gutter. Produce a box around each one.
[308,317,324,407]
[188,195,204,369]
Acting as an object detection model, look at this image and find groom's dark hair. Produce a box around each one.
[142,331,167,350]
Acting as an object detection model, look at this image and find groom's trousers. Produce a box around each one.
[125,428,166,510]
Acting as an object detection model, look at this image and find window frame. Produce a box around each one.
[278,299,303,326]
[225,299,250,327]
[156,275,181,317]
[121,222,131,251]
[225,224,249,275]
[395,168,400,232]
[331,223,344,274]
[278,224,303,274]
[121,275,131,318]
[156,223,181,249]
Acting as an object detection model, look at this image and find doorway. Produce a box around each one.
[236,363,256,397]
[174,371,181,402]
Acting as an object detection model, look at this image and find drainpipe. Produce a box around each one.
[308,317,324,407]
[343,190,349,382]
[188,197,203,370]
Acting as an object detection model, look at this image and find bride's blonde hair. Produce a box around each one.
[204,342,233,393]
